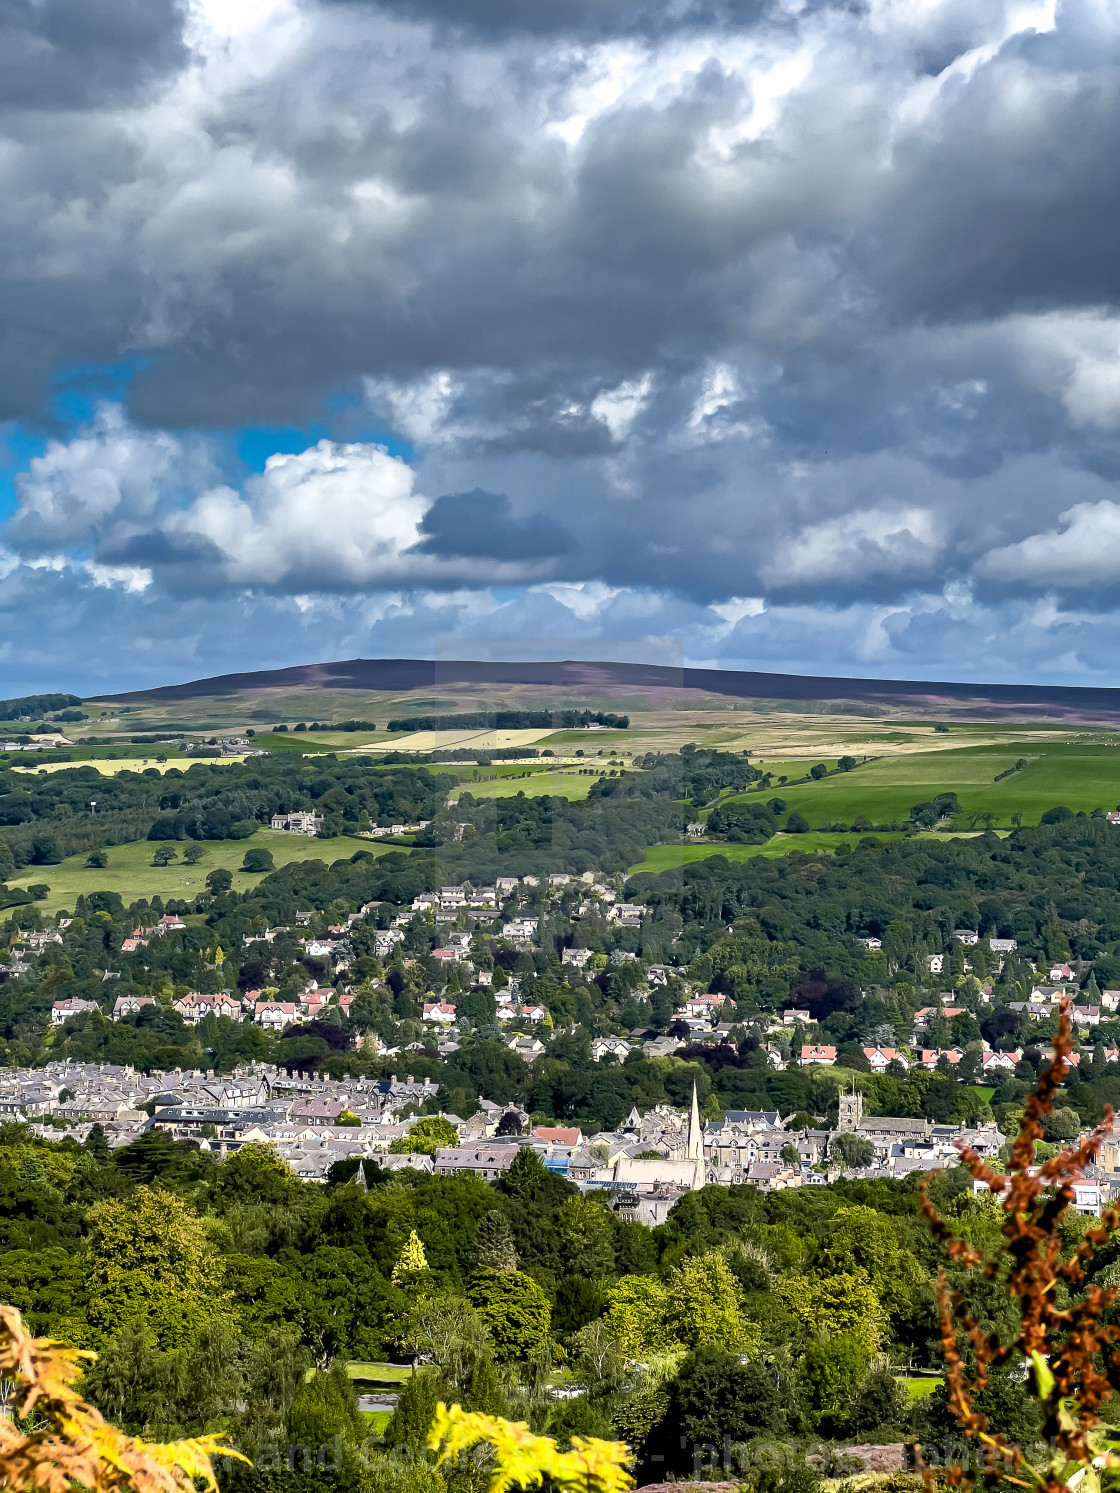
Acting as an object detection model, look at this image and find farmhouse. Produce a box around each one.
[270,811,323,835]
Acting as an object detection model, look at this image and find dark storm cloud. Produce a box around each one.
[414,489,578,559]
[318,0,865,42]
[97,529,227,568]
[0,0,187,108]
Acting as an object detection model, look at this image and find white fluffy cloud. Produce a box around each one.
[172,439,428,587]
[978,500,1120,588]
[765,507,942,589]
[9,406,208,552]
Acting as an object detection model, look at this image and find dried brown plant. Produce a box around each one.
[919,1002,1120,1493]
[0,1303,248,1493]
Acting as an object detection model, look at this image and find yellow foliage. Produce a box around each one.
[774,1271,885,1354]
[428,1402,633,1493]
[0,1303,248,1493]
[604,1253,758,1358]
[392,1228,429,1282]
[86,1186,230,1349]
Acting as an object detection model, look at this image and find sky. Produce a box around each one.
[3,0,1120,695]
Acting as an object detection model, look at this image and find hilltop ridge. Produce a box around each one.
[91,655,1120,723]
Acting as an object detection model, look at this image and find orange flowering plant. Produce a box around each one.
[920,1002,1120,1493]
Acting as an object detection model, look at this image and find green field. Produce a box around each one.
[726,740,1120,830]
[628,828,1008,876]
[6,829,395,915]
[899,1376,943,1401]
[451,765,604,802]
[629,832,905,874]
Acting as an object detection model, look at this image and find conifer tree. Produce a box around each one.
[392,1229,429,1283]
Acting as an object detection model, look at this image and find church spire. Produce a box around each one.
[687,1081,703,1160]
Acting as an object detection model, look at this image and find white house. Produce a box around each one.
[863,1047,907,1072]
[51,998,100,1026]
[801,1044,837,1065]
[270,812,323,835]
[592,1038,631,1061]
[981,1049,1021,1073]
[112,995,157,1020]
[609,903,643,926]
[502,919,537,940]
[423,1001,458,1024]
[685,993,725,1017]
[562,948,593,968]
[255,1001,299,1030]
[918,1047,963,1071]
[953,929,979,945]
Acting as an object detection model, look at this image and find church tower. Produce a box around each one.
[837,1086,863,1132]
[687,1081,703,1160]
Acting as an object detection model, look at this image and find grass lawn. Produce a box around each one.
[899,1376,943,1401]
[974,1086,995,1103]
[6,829,396,915]
[361,1411,392,1435]
[724,739,1120,831]
[344,1363,413,1383]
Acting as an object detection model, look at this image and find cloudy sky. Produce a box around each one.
[2,0,1119,694]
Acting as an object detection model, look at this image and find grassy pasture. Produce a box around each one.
[5,829,394,915]
[629,832,906,874]
[727,741,1120,829]
[628,829,1003,876]
[450,766,611,802]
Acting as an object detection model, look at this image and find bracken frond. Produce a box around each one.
[0,1303,250,1493]
[428,1401,634,1493]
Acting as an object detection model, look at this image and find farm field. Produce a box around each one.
[629,828,1000,876]
[11,755,251,776]
[367,726,554,753]
[629,832,905,874]
[449,766,612,802]
[724,740,1120,829]
[5,828,394,914]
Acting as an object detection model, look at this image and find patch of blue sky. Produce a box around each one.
[0,358,421,522]
[0,425,47,520]
[50,357,149,426]
[236,424,330,472]
[235,420,414,472]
